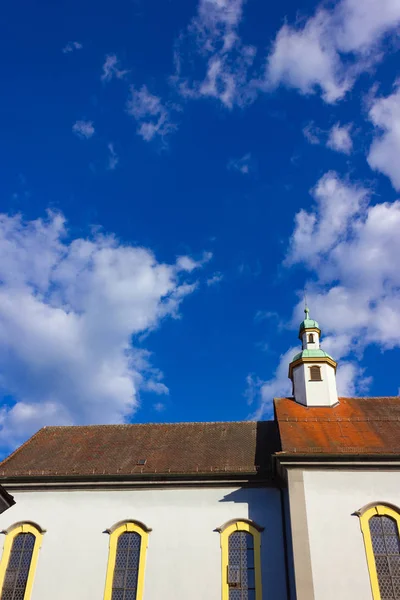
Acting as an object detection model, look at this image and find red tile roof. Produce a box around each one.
[0,421,278,479]
[275,397,400,455]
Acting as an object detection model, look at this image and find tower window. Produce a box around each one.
[308,334,314,343]
[309,365,322,381]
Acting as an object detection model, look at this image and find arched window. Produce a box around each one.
[104,521,150,600]
[358,504,400,600]
[0,522,44,600]
[218,519,263,600]
[308,334,314,344]
[309,365,322,381]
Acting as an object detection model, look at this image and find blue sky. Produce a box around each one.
[0,0,400,449]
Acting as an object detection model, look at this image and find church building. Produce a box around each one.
[0,311,398,600]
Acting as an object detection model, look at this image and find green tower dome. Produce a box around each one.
[298,307,320,339]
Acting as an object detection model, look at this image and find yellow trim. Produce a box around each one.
[288,355,337,379]
[220,520,262,600]
[0,522,43,600]
[104,521,149,600]
[359,504,400,600]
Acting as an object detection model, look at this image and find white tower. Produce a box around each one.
[288,307,339,407]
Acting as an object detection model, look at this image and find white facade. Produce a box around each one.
[303,469,400,600]
[292,362,338,407]
[0,485,288,600]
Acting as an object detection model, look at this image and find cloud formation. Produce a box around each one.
[62,41,82,54]
[0,212,203,447]
[107,143,119,170]
[253,170,400,417]
[327,123,353,154]
[303,122,322,145]
[265,0,400,103]
[126,85,176,141]
[173,0,256,108]
[227,152,253,174]
[368,84,400,190]
[101,54,129,83]
[72,120,95,139]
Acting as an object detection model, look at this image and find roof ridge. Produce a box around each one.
[41,420,265,429]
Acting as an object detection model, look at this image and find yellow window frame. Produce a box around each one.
[358,503,400,600]
[219,519,263,600]
[0,522,44,600]
[104,521,149,600]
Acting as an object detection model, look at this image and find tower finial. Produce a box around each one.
[304,287,309,318]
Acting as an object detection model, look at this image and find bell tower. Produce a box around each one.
[288,308,338,407]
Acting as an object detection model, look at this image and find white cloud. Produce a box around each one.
[176,252,212,273]
[62,41,82,54]
[227,152,252,174]
[0,211,204,448]
[303,122,322,145]
[253,170,400,417]
[327,123,353,154]
[285,171,368,268]
[107,143,119,170]
[368,84,400,190]
[264,0,400,103]
[101,54,129,83]
[173,0,256,108]
[206,272,223,286]
[126,85,176,141]
[72,120,95,139]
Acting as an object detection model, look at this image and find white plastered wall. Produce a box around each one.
[303,469,400,600]
[293,363,338,407]
[0,486,287,600]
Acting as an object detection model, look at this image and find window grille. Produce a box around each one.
[0,533,35,600]
[369,515,400,599]
[111,532,141,600]
[309,365,322,381]
[228,531,256,600]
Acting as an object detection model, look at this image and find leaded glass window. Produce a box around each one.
[0,533,35,600]
[370,515,400,599]
[228,531,256,600]
[111,531,141,600]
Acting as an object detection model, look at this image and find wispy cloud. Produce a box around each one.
[327,123,353,154]
[62,41,83,54]
[206,272,223,286]
[227,152,253,174]
[0,211,205,448]
[303,122,322,145]
[176,252,213,273]
[101,54,129,83]
[72,120,95,139]
[107,143,119,170]
[172,0,256,109]
[126,85,177,141]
